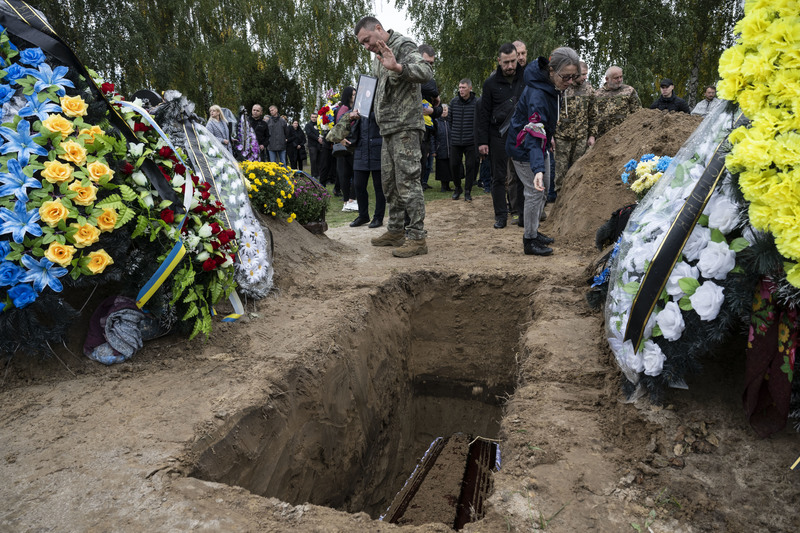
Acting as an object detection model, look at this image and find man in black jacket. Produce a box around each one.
[249,104,270,161]
[448,79,478,201]
[476,43,525,228]
[650,78,690,113]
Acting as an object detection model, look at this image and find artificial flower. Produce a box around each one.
[666,261,699,298]
[41,113,74,138]
[85,249,113,274]
[18,47,45,67]
[41,159,74,184]
[44,241,76,267]
[67,180,97,206]
[0,84,14,105]
[0,260,24,286]
[79,125,105,144]
[655,300,686,341]
[86,160,113,182]
[0,158,41,202]
[2,63,28,84]
[70,222,100,248]
[58,140,87,166]
[642,340,666,376]
[59,95,88,117]
[682,224,711,262]
[17,93,61,121]
[29,63,75,96]
[697,240,737,280]
[38,198,69,227]
[20,254,67,293]
[705,192,741,233]
[0,200,42,243]
[96,208,118,232]
[7,282,37,308]
[689,281,725,321]
[0,118,48,165]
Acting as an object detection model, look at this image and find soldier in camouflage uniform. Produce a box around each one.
[354,16,433,257]
[554,61,596,193]
[594,66,641,139]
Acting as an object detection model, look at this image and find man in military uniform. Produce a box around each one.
[354,16,433,257]
[594,66,641,138]
[554,61,596,194]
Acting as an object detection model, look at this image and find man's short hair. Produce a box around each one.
[418,44,435,57]
[704,84,716,92]
[354,16,381,36]
[498,42,516,57]
[605,66,622,78]
[459,78,472,87]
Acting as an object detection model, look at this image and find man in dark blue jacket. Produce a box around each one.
[448,79,478,201]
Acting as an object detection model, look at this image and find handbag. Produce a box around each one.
[332,141,354,157]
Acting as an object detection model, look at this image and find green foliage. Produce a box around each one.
[397,0,742,106]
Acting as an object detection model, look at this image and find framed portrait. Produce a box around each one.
[353,74,378,115]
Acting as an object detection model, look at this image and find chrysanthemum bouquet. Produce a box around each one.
[316,89,340,133]
[242,161,296,223]
[286,173,330,225]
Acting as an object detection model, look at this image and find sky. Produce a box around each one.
[372,0,417,41]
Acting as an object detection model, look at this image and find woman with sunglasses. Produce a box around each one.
[506,46,580,255]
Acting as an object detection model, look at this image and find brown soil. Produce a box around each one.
[1,109,798,532]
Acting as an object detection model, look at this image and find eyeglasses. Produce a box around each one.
[555,71,580,81]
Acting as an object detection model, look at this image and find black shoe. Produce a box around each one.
[440,186,453,192]
[422,183,432,190]
[493,217,507,229]
[517,217,524,227]
[464,192,472,202]
[333,189,342,197]
[547,193,557,203]
[452,189,462,200]
[368,218,383,228]
[350,216,370,227]
[536,232,554,244]
[523,237,553,256]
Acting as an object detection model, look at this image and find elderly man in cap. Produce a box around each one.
[650,78,690,113]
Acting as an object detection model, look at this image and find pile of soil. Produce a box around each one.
[1,109,798,532]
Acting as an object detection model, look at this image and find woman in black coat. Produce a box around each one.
[347,108,386,228]
[287,120,307,170]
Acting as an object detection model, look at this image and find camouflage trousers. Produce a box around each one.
[382,129,426,240]
[554,136,589,192]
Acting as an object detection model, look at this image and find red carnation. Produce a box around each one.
[133,122,150,132]
[218,232,230,245]
[121,162,134,174]
[224,229,236,240]
[174,163,186,175]
[101,82,115,94]
[160,208,175,224]
[158,147,173,158]
[210,222,221,234]
[191,175,199,185]
[200,190,210,200]
[211,240,221,250]
[202,258,217,272]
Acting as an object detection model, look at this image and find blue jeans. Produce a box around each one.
[269,150,287,165]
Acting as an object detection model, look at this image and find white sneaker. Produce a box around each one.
[344,200,358,212]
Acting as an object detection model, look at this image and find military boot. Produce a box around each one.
[371,230,405,247]
[392,238,428,258]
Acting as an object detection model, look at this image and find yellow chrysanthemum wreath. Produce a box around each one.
[717,0,800,285]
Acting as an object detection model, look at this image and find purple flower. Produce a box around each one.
[8,282,37,308]
[18,47,46,67]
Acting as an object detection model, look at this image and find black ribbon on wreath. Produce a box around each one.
[624,112,748,351]
[0,0,182,208]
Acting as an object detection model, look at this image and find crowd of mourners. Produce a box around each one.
[204,15,722,257]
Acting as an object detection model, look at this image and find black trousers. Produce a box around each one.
[450,144,477,192]
[337,154,355,201]
[354,169,386,220]
[308,143,320,177]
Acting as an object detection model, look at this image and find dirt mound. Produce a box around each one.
[552,108,703,247]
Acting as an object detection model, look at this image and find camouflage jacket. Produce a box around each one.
[372,30,433,136]
[556,81,596,140]
[594,83,641,137]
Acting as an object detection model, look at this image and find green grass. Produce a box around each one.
[324,179,489,228]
